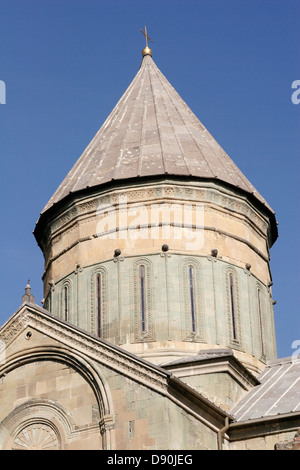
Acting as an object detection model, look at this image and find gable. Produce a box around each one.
[0,303,230,450]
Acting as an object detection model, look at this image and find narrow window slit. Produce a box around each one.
[97,273,102,338]
[139,265,146,332]
[257,288,265,356]
[189,265,196,333]
[229,273,237,340]
[64,286,68,322]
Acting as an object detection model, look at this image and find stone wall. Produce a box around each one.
[0,360,101,449]
[40,180,276,373]
[0,305,225,450]
[47,252,276,372]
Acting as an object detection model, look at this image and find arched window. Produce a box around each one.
[188,265,196,334]
[181,259,204,341]
[139,265,146,333]
[90,266,108,338]
[229,273,237,340]
[96,273,102,338]
[225,268,241,347]
[61,280,72,323]
[64,285,69,322]
[133,259,153,342]
[257,288,265,357]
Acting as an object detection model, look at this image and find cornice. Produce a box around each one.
[162,351,260,390]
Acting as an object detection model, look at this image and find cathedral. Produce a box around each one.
[0,40,299,451]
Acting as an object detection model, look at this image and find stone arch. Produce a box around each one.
[0,399,73,450]
[0,345,114,449]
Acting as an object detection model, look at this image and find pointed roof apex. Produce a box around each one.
[35,46,277,245]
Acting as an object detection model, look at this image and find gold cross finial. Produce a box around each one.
[140,26,153,48]
[140,26,153,57]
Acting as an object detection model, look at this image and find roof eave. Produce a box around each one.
[228,412,300,442]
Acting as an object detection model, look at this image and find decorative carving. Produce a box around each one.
[163,187,175,197]
[51,207,78,234]
[77,200,95,213]
[0,312,28,343]
[11,423,59,450]
[42,183,269,280]
[0,306,169,397]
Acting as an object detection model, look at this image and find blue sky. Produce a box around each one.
[0,0,299,359]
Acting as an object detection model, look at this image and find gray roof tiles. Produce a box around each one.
[41,54,273,215]
[231,357,300,421]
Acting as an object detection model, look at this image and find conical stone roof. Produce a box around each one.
[39,52,276,233]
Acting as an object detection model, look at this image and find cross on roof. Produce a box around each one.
[140,26,153,48]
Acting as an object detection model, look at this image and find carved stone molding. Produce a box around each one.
[0,397,103,450]
[99,414,115,435]
[0,311,29,345]
[0,399,70,450]
[0,305,169,398]
[11,423,60,450]
[42,181,270,272]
